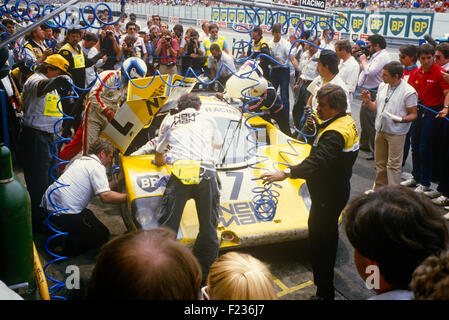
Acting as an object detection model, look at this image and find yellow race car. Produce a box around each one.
[117,92,312,249]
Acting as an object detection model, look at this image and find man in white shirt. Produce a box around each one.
[81,32,105,87]
[361,61,418,191]
[154,93,222,283]
[119,22,147,61]
[335,39,360,107]
[292,37,320,131]
[358,34,391,160]
[306,50,352,115]
[322,29,335,52]
[269,23,295,131]
[41,138,126,256]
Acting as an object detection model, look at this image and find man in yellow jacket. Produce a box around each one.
[261,84,359,300]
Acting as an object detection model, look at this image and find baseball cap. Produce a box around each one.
[355,40,366,47]
[313,49,339,65]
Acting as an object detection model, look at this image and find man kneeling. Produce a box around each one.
[40,138,127,256]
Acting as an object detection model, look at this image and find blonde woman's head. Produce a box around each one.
[206,252,278,300]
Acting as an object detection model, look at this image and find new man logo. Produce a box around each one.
[389,17,406,36]
[412,18,430,37]
[351,16,365,33]
[369,16,384,34]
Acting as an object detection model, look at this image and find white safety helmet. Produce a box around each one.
[122,57,147,79]
[224,60,266,99]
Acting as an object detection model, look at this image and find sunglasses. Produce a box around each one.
[399,54,406,59]
[435,55,443,59]
[128,28,136,31]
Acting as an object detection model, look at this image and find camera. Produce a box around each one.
[106,30,113,37]
[165,35,172,42]
[125,41,134,48]
[356,44,371,58]
[190,37,196,43]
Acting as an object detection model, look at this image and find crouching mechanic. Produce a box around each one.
[40,138,127,256]
[59,57,148,167]
[154,93,223,283]
[261,84,359,300]
[242,77,292,137]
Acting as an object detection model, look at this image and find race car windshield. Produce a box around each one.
[216,117,255,166]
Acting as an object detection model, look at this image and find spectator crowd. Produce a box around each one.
[1,3,449,302]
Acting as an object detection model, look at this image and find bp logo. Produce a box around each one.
[351,16,365,33]
[137,174,163,193]
[389,17,406,36]
[411,18,430,37]
[303,15,315,29]
[237,11,245,23]
[370,16,384,34]
[229,12,236,23]
[334,16,347,32]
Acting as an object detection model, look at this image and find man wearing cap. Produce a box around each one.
[306,49,352,116]
[21,54,72,234]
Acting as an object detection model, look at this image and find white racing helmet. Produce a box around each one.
[248,76,268,98]
[122,57,147,79]
[224,60,266,99]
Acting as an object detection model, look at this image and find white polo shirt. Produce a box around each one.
[41,155,110,214]
[156,107,223,165]
[338,56,361,105]
[269,37,291,69]
[208,51,236,78]
[307,74,352,113]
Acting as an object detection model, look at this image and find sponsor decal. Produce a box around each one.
[389,16,406,36]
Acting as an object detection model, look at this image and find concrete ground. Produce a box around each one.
[21,91,448,301]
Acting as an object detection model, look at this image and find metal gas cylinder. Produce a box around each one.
[0,143,35,298]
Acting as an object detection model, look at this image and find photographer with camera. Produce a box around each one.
[181,29,205,76]
[119,22,147,62]
[99,24,121,71]
[156,30,179,75]
[358,34,391,160]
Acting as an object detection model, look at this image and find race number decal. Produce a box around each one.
[101,97,167,153]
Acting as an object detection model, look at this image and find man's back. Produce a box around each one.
[41,155,110,214]
[156,108,221,164]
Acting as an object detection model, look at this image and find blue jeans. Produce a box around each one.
[411,109,442,187]
[270,67,291,123]
[22,127,57,231]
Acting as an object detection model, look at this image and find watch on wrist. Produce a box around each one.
[444,105,449,109]
[283,167,291,178]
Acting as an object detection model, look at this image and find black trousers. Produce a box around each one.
[307,193,349,300]
[292,80,312,130]
[359,90,377,153]
[48,208,110,257]
[158,170,220,282]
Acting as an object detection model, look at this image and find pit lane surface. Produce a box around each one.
[31,93,439,301]
[28,21,447,300]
